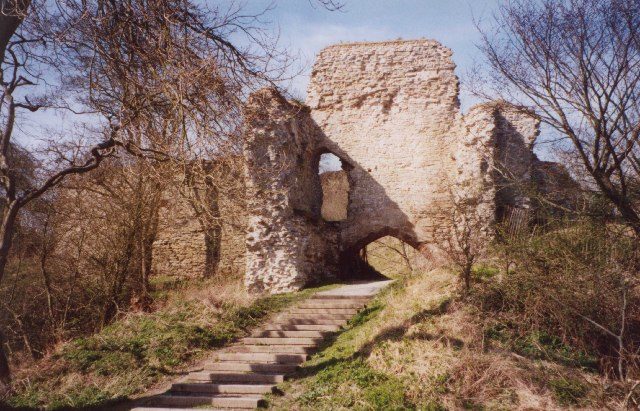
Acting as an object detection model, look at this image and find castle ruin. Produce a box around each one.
[153,39,563,293]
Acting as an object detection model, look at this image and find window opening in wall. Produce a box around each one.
[318,153,349,221]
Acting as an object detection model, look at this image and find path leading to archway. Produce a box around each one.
[131,280,392,410]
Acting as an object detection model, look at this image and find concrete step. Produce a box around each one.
[279,313,351,320]
[242,337,323,345]
[312,294,371,300]
[253,330,330,338]
[134,282,392,411]
[143,394,264,409]
[259,323,341,332]
[288,308,359,315]
[186,371,285,384]
[276,317,347,325]
[172,382,277,395]
[212,352,308,363]
[298,300,366,309]
[203,361,298,373]
[132,408,230,411]
[228,344,317,354]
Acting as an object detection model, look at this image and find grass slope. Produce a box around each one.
[267,268,617,410]
[4,278,335,410]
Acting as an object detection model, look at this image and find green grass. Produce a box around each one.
[549,376,588,406]
[267,285,414,410]
[266,264,609,410]
[483,324,599,371]
[6,282,336,410]
[472,264,500,280]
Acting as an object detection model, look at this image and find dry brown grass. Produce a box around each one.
[3,273,325,410]
[268,249,622,410]
[178,274,255,311]
[360,267,622,409]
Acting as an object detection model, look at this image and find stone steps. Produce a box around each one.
[312,294,371,300]
[278,313,352,321]
[172,383,277,395]
[227,344,317,354]
[132,280,391,410]
[202,361,298,373]
[258,323,341,332]
[288,308,358,315]
[252,330,330,338]
[185,372,285,384]
[297,300,365,309]
[132,408,231,411]
[136,394,264,409]
[275,317,347,325]
[210,352,307,363]
[242,337,324,345]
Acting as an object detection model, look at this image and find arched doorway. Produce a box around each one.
[339,229,430,281]
[364,236,430,279]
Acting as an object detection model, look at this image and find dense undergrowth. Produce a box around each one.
[3,277,332,410]
[267,263,633,410]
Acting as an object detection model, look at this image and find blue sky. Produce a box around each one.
[16,0,506,148]
[242,0,503,109]
[248,0,506,172]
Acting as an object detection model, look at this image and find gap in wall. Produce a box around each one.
[319,153,349,221]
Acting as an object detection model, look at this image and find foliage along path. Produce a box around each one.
[131,280,393,410]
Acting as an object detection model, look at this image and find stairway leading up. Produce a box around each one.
[132,280,392,410]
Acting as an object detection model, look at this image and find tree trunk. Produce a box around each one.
[0,1,30,388]
[0,201,19,287]
[40,246,56,337]
[0,0,30,63]
[0,330,10,394]
[462,260,473,293]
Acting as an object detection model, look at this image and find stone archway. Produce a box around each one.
[338,227,423,282]
[240,39,566,293]
[149,41,576,294]
[315,149,353,223]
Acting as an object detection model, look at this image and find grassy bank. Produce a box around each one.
[267,267,624,410]
[4,277,333,410]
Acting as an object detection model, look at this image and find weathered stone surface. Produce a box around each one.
[153,162,247,279]
[153,183,211,278]
[239,39,566,292]
[320,170,349,222]
[153,38,571,293]
[308,40,484,250]
[242,89,339,293]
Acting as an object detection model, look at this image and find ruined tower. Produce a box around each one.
[154,39,554,293]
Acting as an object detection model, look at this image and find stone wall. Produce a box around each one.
[243,89,339,293]
[153,183,210,278]
[152,162,247,279]
[492,103,540,217]
[307,40,477,251]
[320,170,349,222]
[146,38,574,293]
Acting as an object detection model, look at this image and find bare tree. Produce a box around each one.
[477,0,640,236]
[0,1,121,388]
[432,187,490,293]
[1,0,343,390]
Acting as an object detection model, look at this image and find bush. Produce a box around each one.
[475,219,640,379]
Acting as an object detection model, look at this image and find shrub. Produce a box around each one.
[475,219,640,379]
[549,376,588,405]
